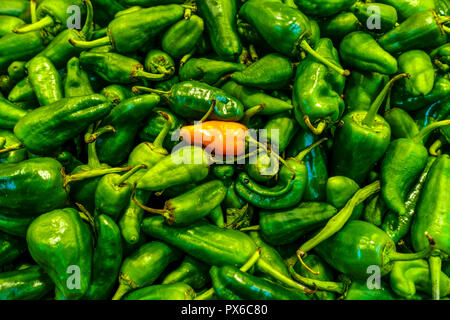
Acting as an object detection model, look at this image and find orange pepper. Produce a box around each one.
[179,121,248,156]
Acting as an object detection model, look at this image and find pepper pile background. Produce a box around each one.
[0,0,449,301]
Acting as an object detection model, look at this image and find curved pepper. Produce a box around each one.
[134,81,244,121]
[340,31,398,74]
[144,49,176,80]
[381,120,450,216]
[180,59,245,85]
[26,56,63,106]
[398,50,435,96]
[293,38,346,134]
[83,214,123,300]
[230,53,294,90]
[162,15,204,59]
[378,9,448,53]
[0,265,54,300]
[26,208,93,300]
[314,220,436,280]
[14,94,113,155]
[112,241,182,300]
[64,57,95,98]
[197,0,242,61]
[7,78,38,107]
[162,256,210,290]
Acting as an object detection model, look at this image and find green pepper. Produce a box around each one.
[398,50,435,96]
[381,120,450,216]
[94,164,147,221]
[95,94,160,166]
[293,38,346,134]
[0,31,46,73]
[92,0,125,27]
[286,130,328,201]
[259,202,337,245]
[222,81,293,115]
[33,0,94,69]
[390,259,450,299]
[112,241,182,300]
[64,57,94,98]
[0,129,27,164]
[0,231,26,267]
[134,81,244,121]
[210,265,310,300]
[14,0,86,36]
[378,0,435,21]
[0,15,25,37]
[378,10,448,53]
[197,0,242,61]
[235,138,326,210]
[79,51,170,84]
[0,0,31,22]
[144,49,176,80]
[326,176,360,210]
[134,179,227,226]
[239,1,350,76]
[263,111,299,153]
[0,265,54,300]
[162,256,210,290]
[351,2,398,33]
[7,78,37,107]
[162,15,204,59]
[318,11,360,43]
[101,84,133,105]
[431,43,450,73]
[236,19,268,48]
[384,107,419,139]
[70,4,185,54]
[230,53,294,90]
[7,61,26,83]
[330,74,408,184]
[0,96,27,129]
[245,150,279,183]
[26,56,63,106]
[14,94,112,155]
[180,59,245,86]
[340,31,398,74]
[294,0,356,17]
[411,154,450,300]
[123,283,196,300]
[382,156,435,243]
[83,214,123,300]
[209,206,225,227]
[415,99,450,130]
[26,208,93,300]
[314,220,436,280]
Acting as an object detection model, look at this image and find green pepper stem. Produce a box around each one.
[92,27,107,40]
[298,180,381,256]
[64,166,133,187]
[239,225,261,232]
[256,258,316,294]
[294,137,327,162]
[80,0,94,39]
[111,284,130,300]
[429,138,444,156]
[289,266,345,294]
[412,120,450,145]
[180,47,196,67]
[85,124,101,167]
[249,44,259,62]
[114,164,147,186]
[443,25,450,34]
[299,40,350,76]
[200,99,216,122]
[194,288,215,300]
[131,184,171,219]
[69,36,111,49]
[85,125,116,143]
[389,232,436,262]
[429,256,442,300]
[30,0,37,24]
[0,142,24,154]
[132,86,171,100]
[134,69,168,80]
[303,116,327,135]
[13,15,54,34]
[242,103,265,123]
[152,111,173,148]
[0,137,6,149]
[362,73,410,127]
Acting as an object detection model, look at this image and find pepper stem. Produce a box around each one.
[362,73,410,127]
[115,164,147,187]
[84,125,116,143]
[299,40,350,76]
[152,111,173,148]
[0,138,5,149]
[63,166,133,187]
[132,86,171,100]
[30,0,37,24]
[303,116,327,135]
[239,225,261,232]
[180,47,196,67]
[389,232,436,262]
[134,69,168,81]
[0,142,24,154]
[69,36,111,49]
[294,137,328,163]
[412,120,450,145]
[241,248,261,272]
[242,103,265,124]
[111,284,130,301]
[131,184,171,219]
[13,15,54,34]
[85,124,101,167]
[444,25,450,34]
[298,180,381,256]
[429,255,442,300]
[80,0,94,39]
[199,99,216,122]
[289,266,345,294]
[296,251,319,275]
[92,27,107,40]
[429,138,444,156]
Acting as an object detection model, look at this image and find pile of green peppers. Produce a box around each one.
[0,0,449,301]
